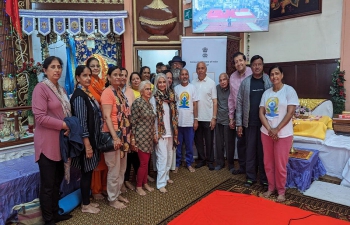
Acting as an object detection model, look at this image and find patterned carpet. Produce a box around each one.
[58,165,233,225]
[58,165,350,225]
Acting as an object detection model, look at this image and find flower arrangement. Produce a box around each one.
[17,58,43,75]
[329,60,346,114]
[17,58,43,117]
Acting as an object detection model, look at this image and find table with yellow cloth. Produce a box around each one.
[293,116,333,140]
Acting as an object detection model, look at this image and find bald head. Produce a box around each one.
[196,61,207,81]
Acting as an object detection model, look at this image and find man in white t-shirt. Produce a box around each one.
[174,68,198,173]
[192,62,218,170]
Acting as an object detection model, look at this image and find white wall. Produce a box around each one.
[138,50,178,73]
[248,0,342,63]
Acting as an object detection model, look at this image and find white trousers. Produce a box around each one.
[153,143,176,171]
[104,150,127,202]
[156,137,173,189]
[170,150,176,170]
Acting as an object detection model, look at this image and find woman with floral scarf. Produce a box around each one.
[150,74,178,193]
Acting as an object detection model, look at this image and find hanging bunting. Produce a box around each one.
[18,10,128,37]
[69,18,81,35]
[113,18,125,35]
[98,18,110,36]
[83,18,95,35]
[38,18,51,36]
[22,17,35,35]
[53,18,66,35]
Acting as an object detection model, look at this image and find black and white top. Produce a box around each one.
[70,88,102,173]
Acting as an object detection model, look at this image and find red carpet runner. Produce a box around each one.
[169,190,349,225]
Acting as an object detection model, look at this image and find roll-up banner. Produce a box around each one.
[181,36,227,84]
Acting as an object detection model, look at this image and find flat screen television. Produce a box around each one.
[192,0,270,33]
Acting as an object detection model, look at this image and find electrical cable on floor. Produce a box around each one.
[288,214,318,225]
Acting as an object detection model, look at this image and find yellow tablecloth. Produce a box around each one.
[293,116,333,140]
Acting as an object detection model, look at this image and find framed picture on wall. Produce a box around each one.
[133,0,182,45]
[270,0,322,22]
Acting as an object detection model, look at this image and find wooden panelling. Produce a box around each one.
[264,59,338,99]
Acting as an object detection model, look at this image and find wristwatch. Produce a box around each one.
[212,116,217,119]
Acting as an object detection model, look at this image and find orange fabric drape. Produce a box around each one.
[88,76,105,104]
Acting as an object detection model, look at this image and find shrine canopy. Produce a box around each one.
[19,10,128,36]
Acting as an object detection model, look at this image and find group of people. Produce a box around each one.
[32,52,298,225]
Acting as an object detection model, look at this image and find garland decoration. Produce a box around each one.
[17,58,43,116]
[329,60,346,114]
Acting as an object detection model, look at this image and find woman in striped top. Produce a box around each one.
[70,65,102,214]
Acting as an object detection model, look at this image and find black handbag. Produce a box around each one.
[97,89,127,153]
[97,130,122,153]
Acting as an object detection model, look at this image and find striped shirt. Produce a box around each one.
[71,93,101,172]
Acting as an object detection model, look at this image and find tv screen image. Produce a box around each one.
[192,0,270,33]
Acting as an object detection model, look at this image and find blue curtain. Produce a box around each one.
[65,37,77,96]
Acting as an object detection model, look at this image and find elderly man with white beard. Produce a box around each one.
[168,56,186,87]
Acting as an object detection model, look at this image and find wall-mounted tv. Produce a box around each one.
[192,0,270,33]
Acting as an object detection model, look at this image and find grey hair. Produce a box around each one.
[139,80,152,93]
[196,61,207,69]
[180,68,189,74]
[219,73,229,80]
[153,73,168,95]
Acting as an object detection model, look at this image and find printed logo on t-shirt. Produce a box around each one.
[179,91,190,108]
[266,97,279,118]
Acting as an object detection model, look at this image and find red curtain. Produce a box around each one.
[6,0,22,39]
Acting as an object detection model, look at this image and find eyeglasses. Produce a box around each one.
[144,88,152,91]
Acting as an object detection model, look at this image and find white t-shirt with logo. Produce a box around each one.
[259,84,299,138]
[174,83,198,127]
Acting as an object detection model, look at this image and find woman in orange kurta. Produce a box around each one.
[86,55,109,200]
